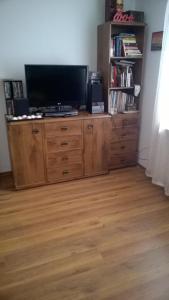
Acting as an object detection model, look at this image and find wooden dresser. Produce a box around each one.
[108,112,139,169]
[7,114,110,189]
[45,119,84,183]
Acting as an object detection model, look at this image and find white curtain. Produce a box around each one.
[146,0,169,196]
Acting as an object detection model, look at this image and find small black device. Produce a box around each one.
[25,65,88,114]
[13,98,29,116]
[126,11,144,23]
[87,72,104,114]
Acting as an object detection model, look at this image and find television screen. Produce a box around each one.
[25,65,88,108]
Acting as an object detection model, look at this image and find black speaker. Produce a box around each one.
[87,83,104,114]
[13,98,29,116]
[126,11,144,23]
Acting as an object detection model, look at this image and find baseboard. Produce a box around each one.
[137,163,146,170]
[0,171,12,177]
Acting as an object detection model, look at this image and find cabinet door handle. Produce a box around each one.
[32,129,39,134]
[63,170,69,175]
[122,120,128,127]
[61,126,68,131]
[62,156,68,161]
[87,124,93,129]
[61,142,68,146]
[120,159,125,163]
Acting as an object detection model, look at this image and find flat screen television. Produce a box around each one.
[25,65,88,109]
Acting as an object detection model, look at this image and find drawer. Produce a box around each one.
[47,150,82,167]
[45,121,82,137]
[46,136,83,153]
[109,152,137,170]
[110,140,137,155]
[111,127,138,142]
[111,113,139,129]
[47,163,83,183]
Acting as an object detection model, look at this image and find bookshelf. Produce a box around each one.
[111,56,143,60]
[97,21,146,170]
[109,87,134,90]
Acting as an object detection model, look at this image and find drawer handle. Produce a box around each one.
[61,142,68,146]
[62,156,68,161]
[32,129,39,134]
[121,146,125,150]
[63,170,69,175]
[88,124,93,129]
[122,120,128,126]
[61,126,68,131]
[120,159,125,163]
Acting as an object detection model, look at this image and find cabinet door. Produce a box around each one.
[84,118,108,177]
[8,123,46,188]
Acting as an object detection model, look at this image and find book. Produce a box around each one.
[111,61,134,88]
[111,33,142,58]
[109,91,137,114]
[12,81,24,99]
[3,80,24,115]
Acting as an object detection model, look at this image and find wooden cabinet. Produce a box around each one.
[7,114,110,189]
[8,122,46,189]
[84,118,108,176]
[108,112,139,169]
[45,119,83,183]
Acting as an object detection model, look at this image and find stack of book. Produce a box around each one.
[3,80,24,115]
[109,91,137,114]
[110,33,142,57]
[111,60,135,88]
[121,34,142,57]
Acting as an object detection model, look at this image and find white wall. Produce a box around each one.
[124,0,136,10]
[0,0,105,172]
[135,0,167,167]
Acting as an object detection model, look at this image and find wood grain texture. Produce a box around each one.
[47,163,83,183]
[46,135,83,153]
[8,123,46,188]
[84,118,108,177]
[8,114,110,189]
[45,120,82,137]
[108,113,139,170]
[111,112,139,129]
[0,167,169,300]
[45,119,83,184]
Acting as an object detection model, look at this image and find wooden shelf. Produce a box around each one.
[109,87,134,91]
[97,21,145,170]
[110,22,145,27]
[110,56,143,61]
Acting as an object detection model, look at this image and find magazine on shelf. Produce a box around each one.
[109,90,137,115]
[111,60,135,88]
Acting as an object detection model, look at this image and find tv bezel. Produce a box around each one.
[25,64,89,109]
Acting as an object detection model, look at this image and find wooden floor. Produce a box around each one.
[0,167,169,300]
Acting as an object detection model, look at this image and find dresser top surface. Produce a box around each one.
[7,112,111,126]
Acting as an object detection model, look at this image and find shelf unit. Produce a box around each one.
[110,56,143,61]
[109,87,134,91]
[97,21,146,170]
[97,21,146,112]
